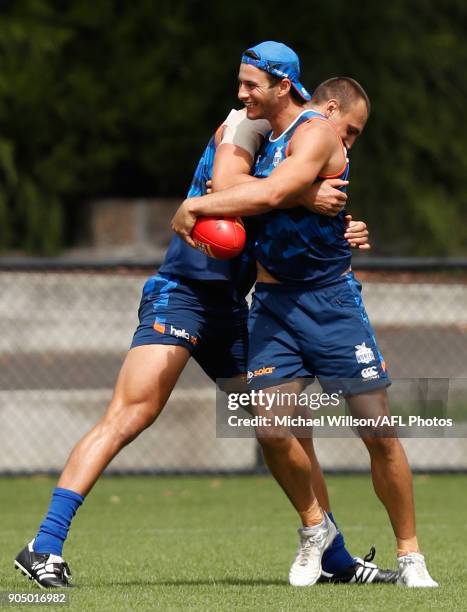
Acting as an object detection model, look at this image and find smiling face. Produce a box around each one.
[237,63,283,120]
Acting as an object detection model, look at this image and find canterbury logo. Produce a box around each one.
[361,366,379,379]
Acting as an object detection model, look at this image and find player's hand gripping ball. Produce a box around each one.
[191,217,246,259]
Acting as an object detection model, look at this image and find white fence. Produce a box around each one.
[0,265,466,473]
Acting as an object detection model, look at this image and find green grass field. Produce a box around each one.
[1,475,466,611]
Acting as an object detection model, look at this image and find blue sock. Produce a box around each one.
[322,512,355,574]
[33,487,84,556]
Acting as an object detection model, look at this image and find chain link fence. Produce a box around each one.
[0,259,466,474]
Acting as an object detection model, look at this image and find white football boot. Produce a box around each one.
[396,552,438,587]
[289,512,337,587]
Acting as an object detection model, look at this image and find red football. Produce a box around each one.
[191,216,246,259]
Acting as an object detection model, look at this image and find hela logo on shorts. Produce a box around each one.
[247,366,276,380]
[361,366,379,380]
[355,342,375,364]
[153,322,198,346]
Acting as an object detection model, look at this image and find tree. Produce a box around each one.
[0,0,465,255]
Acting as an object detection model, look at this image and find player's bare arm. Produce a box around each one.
[171,120,338,237]
[212,108,267,191]
[185,110,369,248]
[213,109,351,216]
[212,143,257,190]
[214,143,349,219]
[212,143,368,247]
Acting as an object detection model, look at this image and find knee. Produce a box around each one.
[256,433,291,453]
[363,435,402,459]
[100,401,158,448]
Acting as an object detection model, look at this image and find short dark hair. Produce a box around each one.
[265,72,307,106]
[311,77,370,115]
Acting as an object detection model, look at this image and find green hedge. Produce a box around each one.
[0,0,465,254]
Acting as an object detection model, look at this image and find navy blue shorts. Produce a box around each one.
[247,273,390,396]
[131,273,248,381]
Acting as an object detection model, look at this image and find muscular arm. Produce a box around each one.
[211,108,266,191]
[175,116,369,248]
[176,122,337,224]
[213,144,347,217]
[211,143,257,191]
[212,109,347,217]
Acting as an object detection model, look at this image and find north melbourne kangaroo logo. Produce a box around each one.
[272,147,284,168]
[355,343,375,364]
